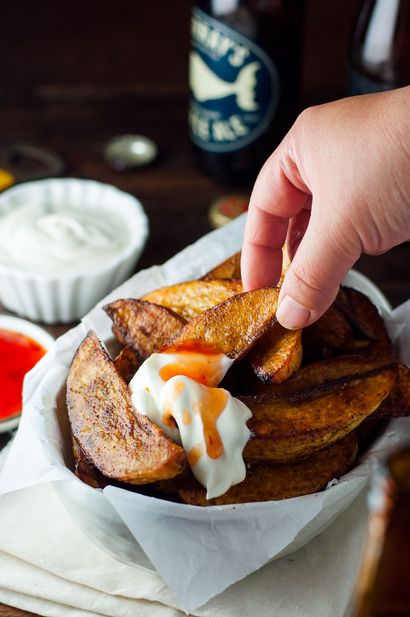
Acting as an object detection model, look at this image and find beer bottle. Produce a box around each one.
[189,0,304,186]
[348,0,410,95]
[353,447,410,617]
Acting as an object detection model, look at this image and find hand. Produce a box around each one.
[241,87,410,329]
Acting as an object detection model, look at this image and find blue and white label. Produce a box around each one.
[189,7,279,152]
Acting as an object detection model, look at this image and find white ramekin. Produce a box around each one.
[0,314,55,433]
[0,178,149,323]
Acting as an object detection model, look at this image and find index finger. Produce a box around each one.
[241,150,310,290]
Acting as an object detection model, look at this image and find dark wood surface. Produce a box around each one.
[0,0,409,615]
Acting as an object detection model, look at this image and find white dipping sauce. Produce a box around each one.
[0,202,129,273]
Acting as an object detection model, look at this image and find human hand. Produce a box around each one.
[241,87,410,329]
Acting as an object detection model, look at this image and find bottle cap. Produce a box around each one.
[0,169,15,191]
[104,135,158,170]
[209,194,249,228]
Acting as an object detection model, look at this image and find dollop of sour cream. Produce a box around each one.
[129,350,252,499]
[0,203,129,273]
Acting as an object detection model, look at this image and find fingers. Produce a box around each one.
[276,211,360,329]
[241,149,310,290]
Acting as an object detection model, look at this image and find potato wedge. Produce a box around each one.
[304,304,352,351]
[249,325,302,383]
[142,279,242,320]
[72,436,107,489]
[344,288,394,361]
[166,287,279,360]
[243,365,396,463]
[371,363,410,419]
[114,346,141,383]
[67,331,185,484]
[104,299,186,359]
[255,354,395,400]
[201,251,241,281]
[179,433,358,505]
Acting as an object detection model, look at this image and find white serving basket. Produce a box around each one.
[0,215,409,613]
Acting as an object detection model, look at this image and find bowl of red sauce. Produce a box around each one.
[0,315,54,432]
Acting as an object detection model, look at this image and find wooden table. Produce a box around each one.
[0,93,409,617]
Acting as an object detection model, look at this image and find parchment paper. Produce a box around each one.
[0,214,409,613]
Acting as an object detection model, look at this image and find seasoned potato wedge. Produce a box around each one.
[255,354,395,400]
[243,365,396,463]
[72,436,107,489]
[67,331,186,484]
[249,325,302,383]
[166,287,279,360]
[179,433,358,505]
[142,279,242,320]
[104,299,186,359]
[344,288,394,361]
[304,304,352,351]
[201,251,241,281]
[114,346,141,383]
[371,363,410,419]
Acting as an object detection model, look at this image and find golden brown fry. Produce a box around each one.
[142,279,242,320]
[249,325,302,383]
[201,251,241,281]
[179,433,358,505]
[104,299,186,359]
[166,287,279,360]
[243,365,396,463]
[113,346,141,383]
[67,332,186,484]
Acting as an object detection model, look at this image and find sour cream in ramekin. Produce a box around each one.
[0,179,148,323]
[0,202,130,274]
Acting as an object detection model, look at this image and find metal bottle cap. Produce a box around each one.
[209,194,249,228]
[104,135,158,171]
[0,169,15,191]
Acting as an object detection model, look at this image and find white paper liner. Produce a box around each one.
[0,213,409,613]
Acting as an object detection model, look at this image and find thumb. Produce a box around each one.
[276,213,359,329]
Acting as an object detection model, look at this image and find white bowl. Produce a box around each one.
[0,315,54,433]
[0,178,149,324]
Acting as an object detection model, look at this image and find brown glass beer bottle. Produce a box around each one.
[189,0,304,186]
[353,447,410,617]
[348,0,410,95]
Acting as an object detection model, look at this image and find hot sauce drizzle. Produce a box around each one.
[0,329,46,421]
[159,349,226,386]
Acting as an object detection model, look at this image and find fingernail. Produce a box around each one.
[276,295,311,329]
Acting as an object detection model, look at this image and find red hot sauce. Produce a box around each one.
[0,329,46,421]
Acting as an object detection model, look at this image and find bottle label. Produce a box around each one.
[189,7,279,153]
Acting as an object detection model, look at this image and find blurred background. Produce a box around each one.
[0,0,408,305]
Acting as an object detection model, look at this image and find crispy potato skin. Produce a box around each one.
[67,332,185,484]
[114,346,141,383]
[249,326,302,383]
[142,279,242,320]
[167,287,279,360]
[243,366,397,463]
[72,437,107,488]
[371,363,410,419]
[179,433,358,505]
[104,299,186,359]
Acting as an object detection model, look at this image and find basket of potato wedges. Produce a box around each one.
[66,251,410,506]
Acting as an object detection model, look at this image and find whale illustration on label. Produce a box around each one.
[189,8,279,153]
[190,52,260,111]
